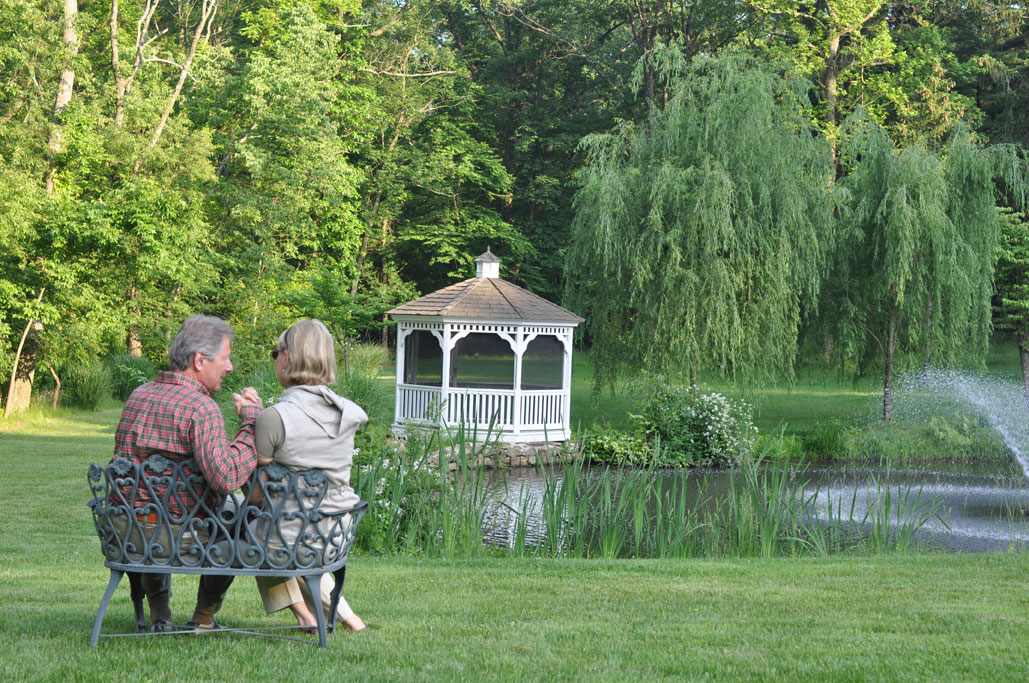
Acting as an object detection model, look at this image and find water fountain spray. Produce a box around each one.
[896,369,1029,479]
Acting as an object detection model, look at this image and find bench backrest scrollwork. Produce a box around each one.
[87,455,366,575]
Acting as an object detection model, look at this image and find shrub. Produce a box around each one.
[341,342,389,378]
[841,416,1008,462]
[754,432,807,461]
[804,420,851,459]
[337,370,391,427]
[582,426,652,466]
[223,365,284,406]
[104,353,158,400]
[62,363,113,410]
[635,385,756,467]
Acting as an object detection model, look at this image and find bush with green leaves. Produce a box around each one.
[582,426,652,466]
[342,342,389,378]
[635,385,756,467]
[103,353,158,400]
[804,420,851,459]
[754,432,807,462]
[62,363,113,410]
[839,416,1008,462]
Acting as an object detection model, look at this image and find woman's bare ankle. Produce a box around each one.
[343,614,366,631]
[289,601,316,627]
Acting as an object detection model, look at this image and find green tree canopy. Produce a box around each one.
[993,209,1029,407]
[818,110,1026,418]
[566,53,835,389]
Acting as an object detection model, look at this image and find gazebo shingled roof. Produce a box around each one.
[387,277,584,323]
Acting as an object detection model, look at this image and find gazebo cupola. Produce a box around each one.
[387,250,583,442]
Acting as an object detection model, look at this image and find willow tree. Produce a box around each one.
[565,54,835,389]
[823,110,1024,419]
[994,210,1029,409]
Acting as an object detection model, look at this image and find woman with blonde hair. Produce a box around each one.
[253,318,367,632]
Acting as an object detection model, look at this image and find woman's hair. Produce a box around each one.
[168,315,234,371]
[278,319,337,386]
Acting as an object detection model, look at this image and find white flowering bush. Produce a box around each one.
[635,385,756,466]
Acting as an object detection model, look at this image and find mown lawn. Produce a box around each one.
[2,409,1029,680]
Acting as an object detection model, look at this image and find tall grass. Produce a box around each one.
[62,363,114,410]
[351,428,948,559]
[351,423,500,556]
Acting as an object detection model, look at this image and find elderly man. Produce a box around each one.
[111,314,262,631]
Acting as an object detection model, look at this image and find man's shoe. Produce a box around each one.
[151,619,174,633]
[185,619,222,633]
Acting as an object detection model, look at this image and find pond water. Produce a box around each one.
[483,458,1029,552]
[480,369,1029,553]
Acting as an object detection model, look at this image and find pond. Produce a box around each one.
[474,369,1029,556]
[482,457,1029,553]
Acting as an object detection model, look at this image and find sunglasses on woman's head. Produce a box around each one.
[271,349,281,361]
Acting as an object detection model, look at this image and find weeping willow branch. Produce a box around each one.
[566,53,835,388]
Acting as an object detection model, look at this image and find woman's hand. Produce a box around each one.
[233,387,262,417]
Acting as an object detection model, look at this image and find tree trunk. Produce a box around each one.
[883,308,896,422]
[127,329,143,357]
[133,0,218,174]
[3,320,43,418]
[45,0,79,193]
[3,289,46,419]
[826,33,839,127]
[1019,332,1029,413]
[48,363,61,411]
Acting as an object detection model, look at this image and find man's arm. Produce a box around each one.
[190,396,262,494]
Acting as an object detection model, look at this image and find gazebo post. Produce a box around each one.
[440,323,452,427]
[562,333,573,439]
[394,325,407,429]
[513,330,524,436]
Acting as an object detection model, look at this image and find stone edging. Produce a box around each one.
[422,441,581,471]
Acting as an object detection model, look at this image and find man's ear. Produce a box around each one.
[191,351,206,371]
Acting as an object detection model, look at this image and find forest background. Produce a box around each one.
[2,0,1029,415]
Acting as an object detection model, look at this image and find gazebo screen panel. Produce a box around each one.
[452,333,514,389]
[521,335,563,390]
[404,330,443,386]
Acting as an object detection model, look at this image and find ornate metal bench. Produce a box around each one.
[87,455,367,647]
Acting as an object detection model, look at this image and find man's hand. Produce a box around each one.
[232,387,262,416]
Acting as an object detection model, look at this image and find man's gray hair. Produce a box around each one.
[168,315,235,371]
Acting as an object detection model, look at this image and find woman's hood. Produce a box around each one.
[277,384,368,438]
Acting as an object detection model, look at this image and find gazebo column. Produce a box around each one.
[561,332,573,438]
[440,324,452,426]
[394,325,409,427]
[513,329,524,436]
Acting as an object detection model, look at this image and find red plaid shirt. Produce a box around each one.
[112,371,260,516]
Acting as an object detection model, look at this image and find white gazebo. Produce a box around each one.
[387,250,583,442]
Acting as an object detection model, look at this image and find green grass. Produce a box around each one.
[3,409,1029,680]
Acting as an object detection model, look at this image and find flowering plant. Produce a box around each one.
[635,385,755,466]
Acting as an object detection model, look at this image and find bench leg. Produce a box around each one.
[127,572,146,633]
[327,566,347,634]
[90,570,124,647]
[304,574,328,648]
